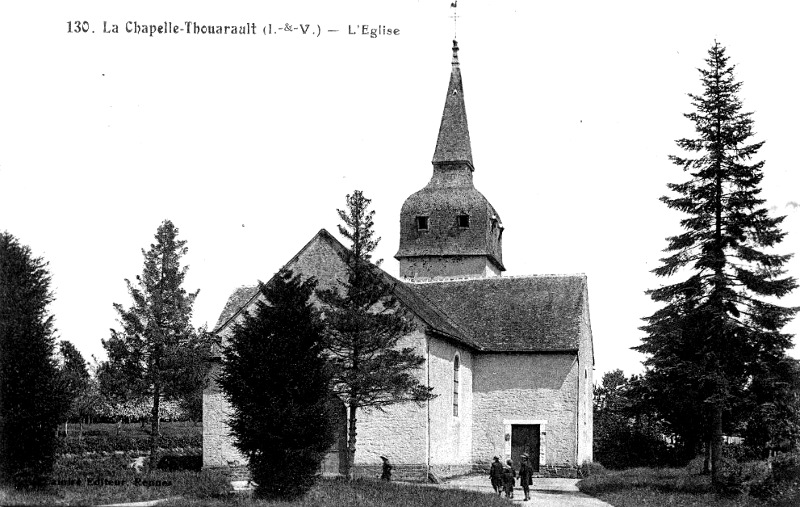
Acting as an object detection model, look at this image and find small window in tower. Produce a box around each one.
[416,216,429,231]
[457,214,470,228]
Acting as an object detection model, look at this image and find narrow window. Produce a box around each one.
[453,355,460,417]
[416,216,429,231]
[457,214,470,228]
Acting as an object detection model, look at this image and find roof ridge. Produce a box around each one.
[405,273,587,284]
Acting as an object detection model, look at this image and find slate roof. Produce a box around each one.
[213,230,586,355]
[407,275,587,352]
[210,230,479,356]
[432,40,473,167]
[214,285,258,332]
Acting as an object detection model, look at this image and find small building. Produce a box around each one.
[203,40,594,480]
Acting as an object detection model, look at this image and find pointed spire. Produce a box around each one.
[432,40,474,170]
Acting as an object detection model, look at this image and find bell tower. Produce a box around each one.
[395,41,505,280]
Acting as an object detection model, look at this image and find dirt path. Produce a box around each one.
[440,476,614,507]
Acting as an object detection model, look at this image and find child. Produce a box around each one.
[502,459,516,498]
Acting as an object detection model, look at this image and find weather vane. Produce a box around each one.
[450,1,459,39]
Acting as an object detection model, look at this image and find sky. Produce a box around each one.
[1,1,798,379]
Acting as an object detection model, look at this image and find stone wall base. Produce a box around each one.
[430,463,474,479]
[203,465,251,481]
[204,462,578,482]
[471,463,577,478]
[353,464,428,482]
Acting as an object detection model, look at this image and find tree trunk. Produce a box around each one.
[64,421,68,439]
[116,418,122,437]
[703,441,711,474]
[150,386,161,470]
[710,404,723,487]
[346,404,357,480]
[79,418,83,442]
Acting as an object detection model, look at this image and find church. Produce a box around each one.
[203,40,594,480]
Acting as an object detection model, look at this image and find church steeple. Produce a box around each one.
[432,40,473,169]
[395,40,505,281]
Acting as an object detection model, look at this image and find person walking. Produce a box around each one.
[489,456,503,494]
[380,455,392,481]
[502,459,516,498]
[518,453,534,501]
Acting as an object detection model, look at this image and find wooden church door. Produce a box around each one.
[511,424,540,472]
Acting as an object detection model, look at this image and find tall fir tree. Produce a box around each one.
[101,220,209,467]
[637,42,798,485]
[317,190,434,479]
[219,269,334,500]
[0,232,66,489]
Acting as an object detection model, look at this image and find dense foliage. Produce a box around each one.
[57,421,201,454]
[317,190,434,478]
[637,42,798,484]
[0,232,67,489]
[593,370,676,469]
[219,269,335,500]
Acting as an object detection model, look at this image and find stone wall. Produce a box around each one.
[202,361,246,468]
[427,338,473,469]
[349,329,429,468]
[471,353,579,469]
[577,282,594,465]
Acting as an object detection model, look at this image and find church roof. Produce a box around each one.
[211,230,478,355]
[407,275,587,352]
[214,285,258,332]
[213,230,585,355]
[432,40,473,167]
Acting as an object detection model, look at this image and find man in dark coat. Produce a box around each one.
[489,456,503,494]
[518,453,534,501]
[380,455,392,481]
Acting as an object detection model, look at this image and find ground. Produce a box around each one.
[437,475,613,506]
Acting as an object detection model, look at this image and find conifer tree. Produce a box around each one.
[102,220,209,467]
[57,340,90,438]
[318,190,434,479]
[0,232,66,489]
[638,42,798,485]
[219,269,334,500]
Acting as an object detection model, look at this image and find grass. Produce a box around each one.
[0,469,229,506]
[578,465,800,507]
[0,476,510,507]
[160,478,512,507]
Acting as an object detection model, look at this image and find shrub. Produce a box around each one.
[171,469,232,499]
[749,453,800,502]
[715,456,747,496]
[772,451,800,484]
[219,271,335,500]
[594,425,678,469]
[579,461,606,478]
[157,454,202,471]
